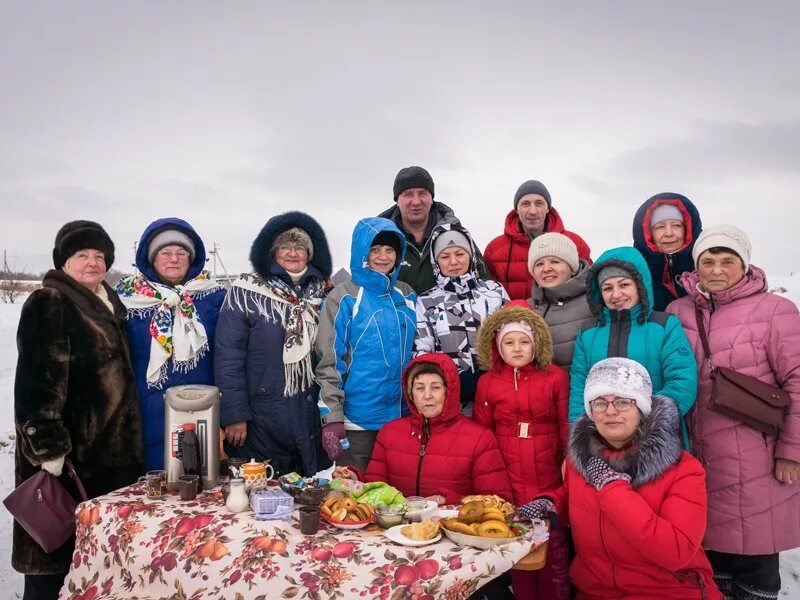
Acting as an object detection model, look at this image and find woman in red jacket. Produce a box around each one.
[364,353,511,504]
[521,357,722,599]
[474,300,570,599]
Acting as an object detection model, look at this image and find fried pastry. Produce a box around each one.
[401,519,439,541]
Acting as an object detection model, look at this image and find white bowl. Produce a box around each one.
[405,499,438,522]
[441,522,526,550]
[383,524,442,547]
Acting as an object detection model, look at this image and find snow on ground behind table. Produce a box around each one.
[0,281,799,598]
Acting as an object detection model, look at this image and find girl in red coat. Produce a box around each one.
[365,352,512,504]
[474,299,570,599]
[520,358,722,599]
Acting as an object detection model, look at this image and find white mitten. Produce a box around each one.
[42,456,65,477]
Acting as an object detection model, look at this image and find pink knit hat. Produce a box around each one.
[496,321,535,353]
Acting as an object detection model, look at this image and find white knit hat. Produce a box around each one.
[650,203,684,226]
[583,357,652,419]
[692,224,751,273]
[527,233,580,276]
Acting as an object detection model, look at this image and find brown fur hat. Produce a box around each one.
[477,300,554,372]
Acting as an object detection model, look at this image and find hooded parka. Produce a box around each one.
[485,207,592,301]
[473,301,570,506]
[316,217,417,431]
[667,267,800,555]
[378,202,489,294]
[528,258,595,368]
[215,211,333,476]
[120,217,226,470]
[13,270,144,575]
[633,193,702,311]
[546,396,721,600]
[569,247,697,447]
[364,353,512,503]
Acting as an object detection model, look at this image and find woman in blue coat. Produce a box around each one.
[117,217,226,470]
[215,212,333,477]
[568,246,697,447]
[315,217,417,472]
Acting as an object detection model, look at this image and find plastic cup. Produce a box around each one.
[298,505,321,535]
[179,475,200,501]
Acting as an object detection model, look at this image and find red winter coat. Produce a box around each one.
[365,353,512,504]
[474,301,570,505]
[545,397,721,600]
[484,207,592,300]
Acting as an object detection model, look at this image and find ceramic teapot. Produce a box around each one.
[241,459,275,491]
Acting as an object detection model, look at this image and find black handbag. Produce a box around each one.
[695,308,790,437]
[3,458,88,553]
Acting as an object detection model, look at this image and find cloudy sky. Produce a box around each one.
[2,1,798,277]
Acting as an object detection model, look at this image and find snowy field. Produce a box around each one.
[0,277,799,598]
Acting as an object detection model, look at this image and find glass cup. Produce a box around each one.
[179,475,200,501]
[138,472,164,499]
[298,505,321,535]
[149,469,167,495]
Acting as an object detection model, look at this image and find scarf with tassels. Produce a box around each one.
[225,272,331,396]
[116,271,223,387]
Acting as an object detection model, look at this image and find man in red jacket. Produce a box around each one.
[484,180,591,300]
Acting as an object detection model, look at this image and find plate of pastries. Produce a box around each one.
[384,519,442,547]
[439,495,526,549]
[319,496,375,529]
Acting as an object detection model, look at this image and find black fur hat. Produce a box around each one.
[52,220,115,269]
[250,211,332,280]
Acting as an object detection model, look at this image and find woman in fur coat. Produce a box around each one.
[521,358,721,599]
[13,221,144,600]
[215,211,333,477]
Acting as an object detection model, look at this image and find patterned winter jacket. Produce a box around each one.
[633,193,702,311]
[414,222,508,376]
[484,207,591,301]
[528,259,594,369]
[569,247,697,448]
[315,217,417,431]
[365,353,512,503]
[667,267,800,554]
[544,396,721,599]
[474,301,570,506]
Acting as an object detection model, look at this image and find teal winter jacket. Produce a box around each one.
[569,246,697,447]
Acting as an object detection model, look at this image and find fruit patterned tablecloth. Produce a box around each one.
[59,485,543,600]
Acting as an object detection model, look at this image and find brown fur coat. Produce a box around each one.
[13,270,143,575]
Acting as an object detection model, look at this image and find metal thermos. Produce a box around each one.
[164,385,220,491]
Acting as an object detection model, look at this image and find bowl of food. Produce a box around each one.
[319,496,375,530]
[439,498,526,549]
[278,475,330,505]
[375,506,407,529]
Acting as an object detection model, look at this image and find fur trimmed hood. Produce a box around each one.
[250,211,333,280]
[477,299,554,372]
[569,395,681,488]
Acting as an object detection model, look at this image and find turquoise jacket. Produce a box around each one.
[569,246,697,447]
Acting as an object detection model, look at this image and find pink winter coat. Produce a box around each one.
[667,266,800,554]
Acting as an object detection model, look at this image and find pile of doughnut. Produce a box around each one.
[320,496,375,523]
[441,495,516,539]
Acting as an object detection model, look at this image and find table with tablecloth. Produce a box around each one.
[58,484,546,600]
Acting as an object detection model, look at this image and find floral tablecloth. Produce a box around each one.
[59,485,544,600]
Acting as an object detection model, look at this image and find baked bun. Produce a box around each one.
[477,520,512,538]
[458,501,485,523]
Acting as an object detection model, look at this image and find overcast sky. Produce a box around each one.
[2,1,798,278]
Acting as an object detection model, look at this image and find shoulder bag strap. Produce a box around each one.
[694,307,714,371]
[64,458,89,502]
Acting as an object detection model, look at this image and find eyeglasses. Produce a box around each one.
[158,250,190,260]
[278,245,308,254]
[589,398,637,413]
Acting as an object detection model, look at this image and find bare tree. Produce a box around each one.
[0,250,27,303]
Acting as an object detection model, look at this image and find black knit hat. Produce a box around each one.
[371,230,403,258]
[393,166,435,202]
[52,220,115,269]
[514,180,552,210]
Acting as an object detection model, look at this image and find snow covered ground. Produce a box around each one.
[1,277,800,598]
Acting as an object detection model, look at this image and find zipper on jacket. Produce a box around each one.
[599,513,617,589]
[415,420,430,496]
[513,367,519,391]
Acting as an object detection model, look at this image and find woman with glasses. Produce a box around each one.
[568,246,697,448]
[116,218,226,470]
[520,358,722,599]
[215,212,333,476]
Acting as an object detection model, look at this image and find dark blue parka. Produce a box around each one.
[122,217,226,470]
[632,192,702,312]
[214,212,333,477]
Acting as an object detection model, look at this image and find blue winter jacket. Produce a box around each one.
[568,246,697,447]
[315,217,417,431]
[121,217,226,470]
